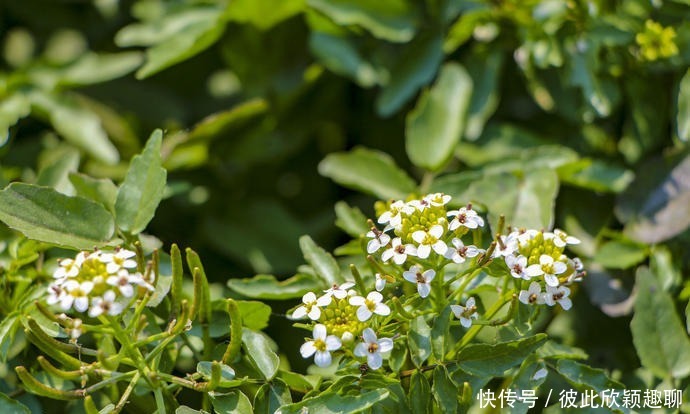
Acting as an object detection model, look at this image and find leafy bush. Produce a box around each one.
[1,0,690,413]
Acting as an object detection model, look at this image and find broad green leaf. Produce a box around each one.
[631,267,690,379]
[465,50,503,141]
[556,359,625,392]
[309,32,379,87]
[0,313,20,363]
[432,365,457,414]
[507,356,548,414]
[115,129,167,235]
[334,201,369,237]
[277,389,390,414]
[175,407,206,414]
[68,173,118,213]
[58,52,143,86]
[406,63,473,171]
[0,94,31,145]
[300,235,343,285]
[319,147,416,200]
[0,183,114,249]
[651,246,682,291]
[209,391,253,414]
[276,370,316,394]
[409,370,431,414]
[678,68,690,141]
[457,334,547,377]
[408,316,431,368]
[537,341,588,360]
[237,301,272,330]
[431,306,452,361]
[0,393,30,414]
[36,148,80,195]
[558,159,634,193]
[308,0,418,43]
[242,328,279,380]
[593,240,648,269]
[226,0,304,30]
[376,30,443,116]
[227,273,323,300]
[28,91,119,165]
[135,7,225,79]
[196,362,236,387]
[254,379,291,414]
[147,272,172,308]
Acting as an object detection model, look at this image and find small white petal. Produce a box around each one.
[314,351,332,367]
[367,352,383,370]
[349,296,365,306]
[325,336,342,351]
[313,324,327,340]
[418,283,431,298]
[354,343,368,357]
[374,303,390,316]
[357,307,373,321]
[300,341,317,358]
[378,338,394,353]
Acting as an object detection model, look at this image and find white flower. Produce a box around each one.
[525,255,567,287]
[61,280,94,312]
[444,238,481,264]
[53,252,86,279]
[300,324,342,367]
[451,297,479,328]
[381,238,417,265]
[411,225,447,259]
[349,291,391,322]
[323,282,355,300]
[518,282,546,305]
[447,206,484,230]
[515,229,539,244]
[505,254,529,279]
[492,233,518,258]
[378,200,413,228]
[375,273,387,292]
[88,290,124,317]
[47,282,66,306]
[366,228,391,254]
[68,319,83,340]
[291,291,331,320]
[551,229,581,248]
[354,328,394,370]
[544,285,572,310]
[402,265,435,298]
[424,193,451,207]
[99,248,137,274]
[407,198,431,212]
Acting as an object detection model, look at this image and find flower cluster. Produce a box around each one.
[635,19,678,61]
[47,248,154,319]
[496,229,583,310]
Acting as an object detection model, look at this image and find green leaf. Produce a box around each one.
[0,94,31,145]
[408,370,431,414]
[558,159,634,193]
[307,0,418,43]
[678,68,690,141]
[68,173,118,213]
[631,267,690,379]
[58,52,143,86]
[237,301,272,331]
[209,391,253,414]
[537,341,588,360]
[376,30,443,116]
[334,201,369,237]
[319,147,416,200]
[309,32,379,88]
[226,0,304,30]
[0,183,114,249]
[242,328,279,380]
[432,365,457,414]
[464,50,503,141]
[593,240,648,269]
[0,393,30,414]
[175,407,206,414]
[135,7,225,79]
[555,359,625,392]
[196,362,236,387]
[457,334,547,377]
[115,129,167,235]
[28,91,119,165]
[431,306,452,361]
[507,356,548,414]
[36,148,80,195]
[228,273,323,300]
[300,235,343,286]
[276,370,317,394]
[406,63,473,171]
[277,389,390,414]
[408,316,431,368]
[253,379,291,414]
[0,313,20,363]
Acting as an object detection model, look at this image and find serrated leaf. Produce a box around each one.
[678,68,690,141]
[319,147,416,200]
[227,273,323,300]
[242,328,279,380]
[406,63,473,171]
[593,240,648,269]
[408,316,431,368]
[457,334,547,377]
[299,235,343,286]
[277,389,389,414]
[556,359,624,392]
[376,30,443,116]
[308,0,418,43]
[0,183,114,249]
[196,362,236,387]
[115,129,167,234]
[209,391,252,414]
[0,392,30,414]
[254,379,291,414]
[631,267,690,379]
[432,365,457,414]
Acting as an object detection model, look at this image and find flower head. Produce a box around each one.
[349,291,390,322]
[99,248,137,274]
[445,238,481,264]
[525,255,567,287]
[448,205,484,231]
[505,254,529,280]
[88,290,124,318]
[549,229,580,248]
[451,297,479,328]
[323,282,355,300]
[411,225,447,259]
[402,265,435,298]
[354,328,394,370]
[291,291,331,320]
[366,227,391,254]
[300,324,342,367]
[381,238,417,265]
[544,285,572,310]
[518,282,546,306]
[378,200,413,228]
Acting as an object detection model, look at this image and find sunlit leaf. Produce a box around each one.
[209,391,253,414]
[593,240,648,269]
[226,0,304,30]
[254,379,291,414]
[0,392,30,414]
[278,389,389,414]
[456,334,547,377]
[227,273,323,300]
[242,328,279,380]
[197,362,236,387]
[408,316,431,368]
